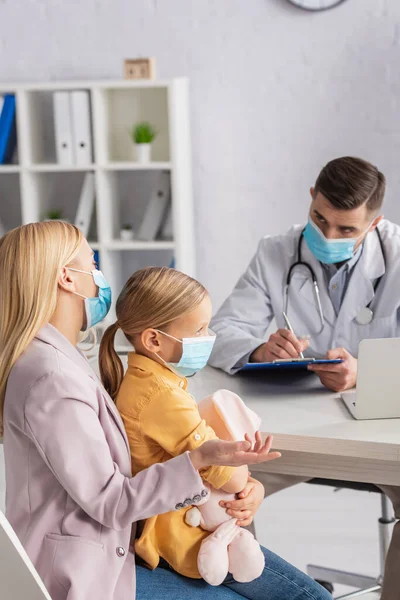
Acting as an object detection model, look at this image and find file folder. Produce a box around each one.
[159,202,173,239]
[0,94,17,165]
[70,91,93,165]
[53,92,75,165]
[74,172,95,236]
[137,172,170,241]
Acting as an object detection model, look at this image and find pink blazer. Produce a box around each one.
[3,324,205,600]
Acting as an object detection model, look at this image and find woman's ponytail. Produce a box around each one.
[99,322,124,401]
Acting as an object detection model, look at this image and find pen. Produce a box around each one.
[282,312,304,359]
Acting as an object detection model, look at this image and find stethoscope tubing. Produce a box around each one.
[284,227,385,330]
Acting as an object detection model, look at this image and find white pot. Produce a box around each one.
[135,143,152,163]
[120,228,134,241]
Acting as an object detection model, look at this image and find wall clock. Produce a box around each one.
[286,0,348,10]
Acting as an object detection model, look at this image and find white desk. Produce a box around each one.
[187,367,400,486]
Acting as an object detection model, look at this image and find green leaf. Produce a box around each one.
[131,121,157,144]
[44,209,63,220]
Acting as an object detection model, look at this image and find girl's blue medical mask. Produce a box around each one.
[155,329,216,377]
[69,268,112,330]
[303,217,373,265]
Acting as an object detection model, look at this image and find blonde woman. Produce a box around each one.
[99,266,332,600]
[0,222,280,600]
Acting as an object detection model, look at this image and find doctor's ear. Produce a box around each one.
[141,329,162,353]
[310,187,315,199]
[370,214,384,230]
[58,267,75,293]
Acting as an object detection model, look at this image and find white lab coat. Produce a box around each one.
[210,219,400,374]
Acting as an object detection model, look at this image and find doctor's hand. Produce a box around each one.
[250,330,309,362]
[308,348,357,393]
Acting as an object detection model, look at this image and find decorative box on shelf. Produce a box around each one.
[124,58,156,81]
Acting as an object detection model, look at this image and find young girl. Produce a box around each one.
[99,267,331,599]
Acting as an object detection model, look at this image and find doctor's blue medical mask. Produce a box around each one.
[68,268,112,330]
[303,217,374,265]
[154,329,216,377]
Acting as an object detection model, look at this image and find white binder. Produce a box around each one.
[137,172,170,241]
[159,202,173,239]
[70,91,93,165]
[0,511,51,599]
[53,92,75,165]
[74,172,95,237]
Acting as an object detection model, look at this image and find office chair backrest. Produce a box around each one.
[0,510,51,599]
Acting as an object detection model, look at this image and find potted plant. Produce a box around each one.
[131,121,157,163]
[120,223,134,241]
[43,209,70,223]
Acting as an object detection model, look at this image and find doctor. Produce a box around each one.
[210,156,400,393]
[209,156,400,600]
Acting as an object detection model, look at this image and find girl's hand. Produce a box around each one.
[219,477,265,527]
[189,432,281,471]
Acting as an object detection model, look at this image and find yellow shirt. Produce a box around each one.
[116,352,236,578]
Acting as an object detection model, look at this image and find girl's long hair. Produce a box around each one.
[99,267,207,400]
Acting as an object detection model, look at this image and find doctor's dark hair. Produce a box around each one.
[314,157,386,213]
[99,267,208,400]
[0,222,83,437]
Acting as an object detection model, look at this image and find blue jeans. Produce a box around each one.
[136,545,332,600]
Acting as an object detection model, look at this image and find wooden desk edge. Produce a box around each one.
[251,449,400,486]
[264,432,400,462]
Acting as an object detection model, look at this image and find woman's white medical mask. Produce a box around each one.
[68,268,112,330]
[154,329,216,377]
[303,217,374,265]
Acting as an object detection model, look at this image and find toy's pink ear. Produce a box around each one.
[197,389,261,442]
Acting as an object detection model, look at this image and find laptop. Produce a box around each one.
[341,337,400,420]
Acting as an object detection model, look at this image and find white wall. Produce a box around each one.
[1,0,400,308]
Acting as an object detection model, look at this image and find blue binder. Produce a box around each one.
[0,94,17,164]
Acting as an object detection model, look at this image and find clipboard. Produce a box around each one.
[240,358,344,371]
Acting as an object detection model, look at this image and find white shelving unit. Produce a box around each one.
[0,79,195,319]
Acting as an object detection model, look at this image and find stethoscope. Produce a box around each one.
[284,227,386,333]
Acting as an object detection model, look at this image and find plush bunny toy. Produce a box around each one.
[185,389,265,586]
